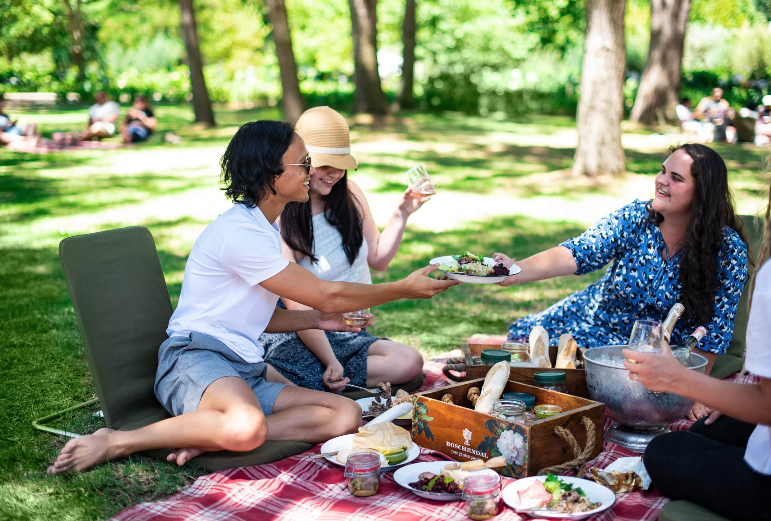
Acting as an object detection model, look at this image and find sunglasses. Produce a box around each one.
[283,155,313,173]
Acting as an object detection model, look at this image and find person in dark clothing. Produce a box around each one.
[121,95,157,144]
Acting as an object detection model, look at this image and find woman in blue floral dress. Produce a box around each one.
[496,144,748,391]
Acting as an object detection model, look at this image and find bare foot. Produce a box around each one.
[166,448,204,466]
[47,428,117,475]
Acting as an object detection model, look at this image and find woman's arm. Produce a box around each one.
[495,246,577,286]
[623,345,771,426]
[351,180,428,272]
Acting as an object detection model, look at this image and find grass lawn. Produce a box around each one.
[0,104,768,519]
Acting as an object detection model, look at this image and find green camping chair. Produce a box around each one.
[42,226,312,471]
[710,214,764,380]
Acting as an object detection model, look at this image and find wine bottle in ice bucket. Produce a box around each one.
[672,326,707,366]
[661,303,685,343]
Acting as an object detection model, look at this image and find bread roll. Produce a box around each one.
[556,333,578,369]
[474,360,510,415]
[529,327,551,368]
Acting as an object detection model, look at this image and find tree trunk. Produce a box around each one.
[266,0,305,123]
[62,0,86,82]
[398,0,416,109]
[179,0,216,127]
[572,0,627,177]
[630,0,690,124]
[349,0,389,115]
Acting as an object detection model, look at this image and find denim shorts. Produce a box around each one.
[154,332,287,417]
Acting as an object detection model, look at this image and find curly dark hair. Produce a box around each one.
[220,120,296,207]
[281,172,364,265]
[646,144,747,327]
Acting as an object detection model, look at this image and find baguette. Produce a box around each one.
[529,327,551,368]
[474,360,510,415]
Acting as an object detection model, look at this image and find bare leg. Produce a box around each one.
[48,376,269,474]
[169,380,360,463]
[265,364,296,385]
[48,374,361,474]
[266,386,361,442]
[366,340,424,387]
[82,125,110,141]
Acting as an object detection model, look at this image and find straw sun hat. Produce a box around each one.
[295,106,358,171]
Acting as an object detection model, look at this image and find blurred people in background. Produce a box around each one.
[676,97,708,143]
[694,88,736,143]
[82,91,120,141]
[121,95,157,144]
[0,93,39,150]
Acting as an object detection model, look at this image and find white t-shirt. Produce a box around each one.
[167,203,290,363]
[675,104,692,122]
[744,261,771,475]
[89,101,120,121]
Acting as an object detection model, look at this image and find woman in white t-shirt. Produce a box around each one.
[627,205,771,519]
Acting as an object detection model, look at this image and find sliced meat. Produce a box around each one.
[517,480,552,507]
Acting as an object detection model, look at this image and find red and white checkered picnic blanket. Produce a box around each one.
[112,354,759,521]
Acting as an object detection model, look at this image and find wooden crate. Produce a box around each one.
[411,378,604,478]
[463,343,590,399]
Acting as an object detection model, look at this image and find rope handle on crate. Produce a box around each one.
[536,416,596,478]
[442,357,466,382]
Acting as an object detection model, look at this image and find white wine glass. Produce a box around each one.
[404,165,436,196]
[342,309,372,327]
[629,319,664,354]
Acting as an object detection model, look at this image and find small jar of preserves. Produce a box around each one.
[491,399,527,424]
[463,473,501,520]
[533,371,569,394]
[344,451,381,497]
[500,341,536,367]
[480,349,511,366]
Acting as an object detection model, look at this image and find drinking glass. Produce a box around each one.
[628,319,664,354]
[404,165,436,196]
[343,309,372,327]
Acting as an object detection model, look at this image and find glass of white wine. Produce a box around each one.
[342,309,372,327]
[405,165,436,196]
[627,319,664,363]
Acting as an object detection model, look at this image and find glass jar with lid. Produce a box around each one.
[463,473,501,520]
[480,349,511,366]
[533,371,569,394]
[344,451,381,497]
[492,399,527,424]
[500,341,536,367]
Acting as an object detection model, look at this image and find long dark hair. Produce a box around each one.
[281,172,364,265]
[646,143,747,327]
[220,120,296,207]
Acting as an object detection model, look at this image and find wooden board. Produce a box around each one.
[412,378,605,478]
[463,343,590,399]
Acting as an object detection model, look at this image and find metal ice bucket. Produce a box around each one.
[584,345,708,430]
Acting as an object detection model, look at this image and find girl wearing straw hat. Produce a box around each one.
[260,107,432,393]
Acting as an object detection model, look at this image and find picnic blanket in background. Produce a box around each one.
[112,354,759,521]
[16,139,122,154]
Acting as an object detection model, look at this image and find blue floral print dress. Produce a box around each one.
[507,200,748,354]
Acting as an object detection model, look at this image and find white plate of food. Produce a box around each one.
[430,252,521,284]
[393,461,499,501]
[501,474,615,519]
[319,433,420,472]
[357,397,412,424]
